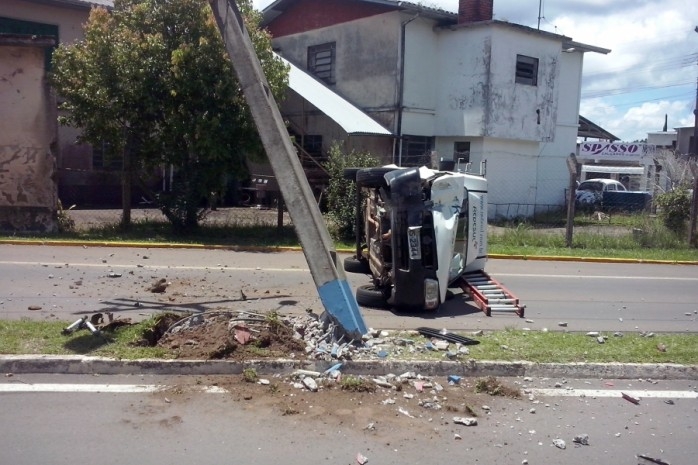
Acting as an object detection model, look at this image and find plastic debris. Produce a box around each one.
[356,452,368,465]
[398,407,414,418]
[323,362,343,375]
[448,375,461,385]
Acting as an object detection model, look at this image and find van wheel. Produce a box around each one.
[356,284,390,308]
[356,167,396,188]
[342,168,360,181]
[344,256,370,274]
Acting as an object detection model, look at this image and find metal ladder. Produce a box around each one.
[458,271,525,317]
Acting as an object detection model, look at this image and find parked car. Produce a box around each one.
[575,178,650,212]
[342,164,488,312]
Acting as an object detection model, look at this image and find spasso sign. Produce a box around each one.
[579,142,656,161]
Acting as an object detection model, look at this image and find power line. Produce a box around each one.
[582,80,695,99]
[584,52,698,78]
[582,91,695,110]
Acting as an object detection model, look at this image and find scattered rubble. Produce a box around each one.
[553,438,566,449]
[621,392,640,405]
[453,416,478,426]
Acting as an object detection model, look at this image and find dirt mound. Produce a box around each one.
[145,311,311,361]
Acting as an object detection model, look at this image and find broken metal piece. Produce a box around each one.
[62,317,87,335]
[84,320,101,336]
[417,327,480,345]
[621,392,640,405]
[637,454,670,465]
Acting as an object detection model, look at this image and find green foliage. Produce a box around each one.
[474,377,520,398]
[56,200,76,233]
[655,187,691,233]
[50,0,289,232]
[339,375,376,392]
[323,142,379,240]
[242,367,259,383]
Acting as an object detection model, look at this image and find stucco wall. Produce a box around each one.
[428,24,562,143]
[0,0,90,43]
[0,44,57,232]
[272,12,401,130]
[0,1,94,172]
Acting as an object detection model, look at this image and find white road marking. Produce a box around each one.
[494,273,698,281]
[1,261,696,280]
[0,383,227,393]
[530,388,698,399]
[1,384,695,399]
[0,261,309,272]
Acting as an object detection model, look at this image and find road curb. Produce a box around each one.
[1,355,695,380]
[2,239,697,265]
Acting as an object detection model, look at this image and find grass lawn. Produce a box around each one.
[1,318,696,365]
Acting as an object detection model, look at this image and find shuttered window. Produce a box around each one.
[307,42,335,85]
[515,54,538,86]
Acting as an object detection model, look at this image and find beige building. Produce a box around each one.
[1,0,129,214]
[0,33,58,231]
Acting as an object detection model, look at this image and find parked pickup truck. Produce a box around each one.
[575,178,651,212]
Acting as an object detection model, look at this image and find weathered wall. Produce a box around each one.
[272,11,401,131]
[434,24,561,142]
[0,43,58,232]
[0,0,94,172]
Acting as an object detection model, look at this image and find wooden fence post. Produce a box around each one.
[566,153,579,248]
[689,161,698,247]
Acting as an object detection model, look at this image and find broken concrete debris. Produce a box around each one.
[553,438,566,449]
[573,434,590,445]
[453,416,478,426]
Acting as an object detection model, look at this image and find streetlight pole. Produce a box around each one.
[694,26,698,155]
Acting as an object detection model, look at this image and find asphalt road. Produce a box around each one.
[0,373,696,465]
[1,243,697,333]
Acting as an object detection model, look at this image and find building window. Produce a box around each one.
[453,141,471,164]
[308,42,335,85]
[92,141,122,171]
[301,135,323,157]
[400,136,433,167]
[515,54,538,86]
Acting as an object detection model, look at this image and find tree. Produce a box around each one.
[51,0,288,231]
[323,142,379,240]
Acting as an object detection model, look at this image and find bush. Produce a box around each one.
[323,142,379,240]
[655,187,691,233]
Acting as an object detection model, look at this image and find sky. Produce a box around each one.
[252,0,698,142]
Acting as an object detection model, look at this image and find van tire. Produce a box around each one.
[356,284,390,308]
[356,167,395,188]
[342,168,360,181]
[344,256,370,274]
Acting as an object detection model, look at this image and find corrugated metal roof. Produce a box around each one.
[279,53,392,136]
[24,0,113,9]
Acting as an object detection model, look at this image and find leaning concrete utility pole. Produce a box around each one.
[208,0,367,339]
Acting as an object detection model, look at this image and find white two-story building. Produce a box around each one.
[263,0,610,218]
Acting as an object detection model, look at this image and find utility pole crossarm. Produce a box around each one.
[208,0,367,338]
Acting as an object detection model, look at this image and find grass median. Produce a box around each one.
[1,317,696,365]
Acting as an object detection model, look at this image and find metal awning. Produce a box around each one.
[581,165,645,175]
[278,54,392,136]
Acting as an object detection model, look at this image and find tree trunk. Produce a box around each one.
[121,145,132,228]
